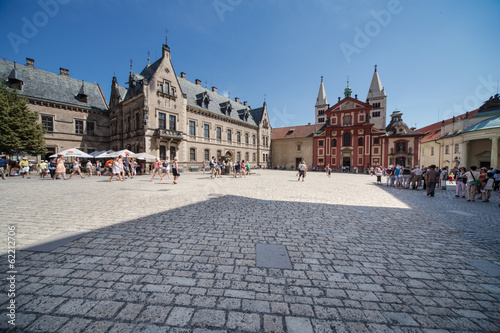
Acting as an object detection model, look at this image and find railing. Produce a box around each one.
[154,129,184,140]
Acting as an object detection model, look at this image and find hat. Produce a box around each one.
[22,156,28,160]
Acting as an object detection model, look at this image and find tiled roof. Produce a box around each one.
[417,109,479,143]
[272,124,317,139]
[0,59,108,111]
[177,77,260,127]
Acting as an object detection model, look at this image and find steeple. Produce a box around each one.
[315,76,328,106]
[367,64,385,99]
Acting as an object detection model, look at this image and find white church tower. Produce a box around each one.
[315,76,329,125]
[366,65,387,130]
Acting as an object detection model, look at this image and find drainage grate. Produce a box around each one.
[256,244,292,269]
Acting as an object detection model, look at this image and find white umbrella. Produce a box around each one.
[129,152,157,162]
[50,148,93,158]
[94,151,117,159]
[96,149,135,158]
[115,149,135,157]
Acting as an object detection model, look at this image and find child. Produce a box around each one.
[481,172,495,203]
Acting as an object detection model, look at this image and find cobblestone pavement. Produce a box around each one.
[1,170,499,332]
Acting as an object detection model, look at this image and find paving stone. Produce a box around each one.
[27,315,69,332]
[285,316,314,333]
[191,309,226,327]
[227,311,261,332]
[166,306,195,326]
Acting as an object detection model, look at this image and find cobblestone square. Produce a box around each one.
[1,170,499,332]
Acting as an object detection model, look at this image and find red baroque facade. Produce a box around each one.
[313,96,385,170]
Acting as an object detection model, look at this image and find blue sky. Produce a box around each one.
[1,0,499,130]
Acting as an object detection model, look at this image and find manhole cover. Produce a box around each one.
[256,244,292,269]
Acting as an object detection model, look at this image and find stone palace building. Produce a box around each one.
[0,38,272,168]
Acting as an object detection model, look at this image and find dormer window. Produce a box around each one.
[76,80,88,103]
[8,65,23,90]
[197,92,210,109]
[219,101,232,115]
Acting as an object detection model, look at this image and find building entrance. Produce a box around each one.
[342,157,351,167]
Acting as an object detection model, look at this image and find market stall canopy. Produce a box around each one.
[89,150,114,157]
[50,148,93,158]
[129,152,157,162]
[95,149,135,158]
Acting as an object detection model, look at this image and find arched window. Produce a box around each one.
[204,149,210,161]
[358,137,363,146]
[245,152,249,162]
[237,152,241,161]
[343,132,351,146]
[332,138,337,147]
[189,148,196,161]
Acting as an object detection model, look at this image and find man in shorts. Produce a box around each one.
[19,157,30,179]
[298,161,307,181]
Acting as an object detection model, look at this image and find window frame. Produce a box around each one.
[41,115,54,132]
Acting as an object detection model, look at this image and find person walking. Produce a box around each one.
[19,156,30,179]
[202,161,206,174]
[54,155,67,180]
[481,172,495,203]
[402,166,412,189]
[298,161,307,181]
[0,155,9,180]
[150,157,163,182]
[425,165,440,197]
[326,164,331,178]
[69,157,85,179]
[375,166,383,185]
[463,166,480,202]
[39,160,48,178]
[85,160,93,177]
[48,159,56,179]
[209,157,216,179]
[110,156,124,182]
[96,161,102,176]
[162,157,172,180]
[172,157,180,184]
[440,167,448,190]
[410,165,423,189]
[455,167,467,198]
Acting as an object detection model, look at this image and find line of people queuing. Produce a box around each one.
[373,164,500,203]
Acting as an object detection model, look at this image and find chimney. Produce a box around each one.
[59,67,69,77]
[355,94,358,99]
[212,86,217,93]
[308,123,311,125]
[243,101,247,106]
[180,72,186,79]
[410,127,416,131]
[338,97,341,102]
[26,58,34,68]
[235,97,239,103]
[195,79,201,85]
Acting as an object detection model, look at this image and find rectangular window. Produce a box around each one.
[41,115,53,132]
[204,124,210,138]
[227,129,232,142]
[75,120,84,134]
[159,113,166,129]
[372,111,381,117]
[169,115,176,130]
[253,153,256,162]
[136,112,140,129]
[189,120,196,136]
[319,140,324,147]
[445,145,450,154]
[245,133,249,144]
[373,138,380,144]
[86,121,95,135]
[237,132,241,143]
[455,143,459,154]
[431,147,434,156]
[216,127,222,140]
[204,149,210,161]
[190,148,196,161]
[252,135,256,145]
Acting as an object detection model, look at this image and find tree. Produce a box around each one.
[0,81,46,155]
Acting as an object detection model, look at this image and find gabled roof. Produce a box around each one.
[272,124,316,139]
[417,109,479,143]
[326,96,371,112]
[250,106,265,124]
[0,59,108,111]
[177,76,260,127]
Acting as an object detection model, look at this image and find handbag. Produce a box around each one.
[471,172,481,185]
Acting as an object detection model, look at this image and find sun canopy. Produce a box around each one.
[50,148,93,158]
[129,152,157,162]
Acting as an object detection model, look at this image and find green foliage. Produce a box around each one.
[0,81,46,155]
